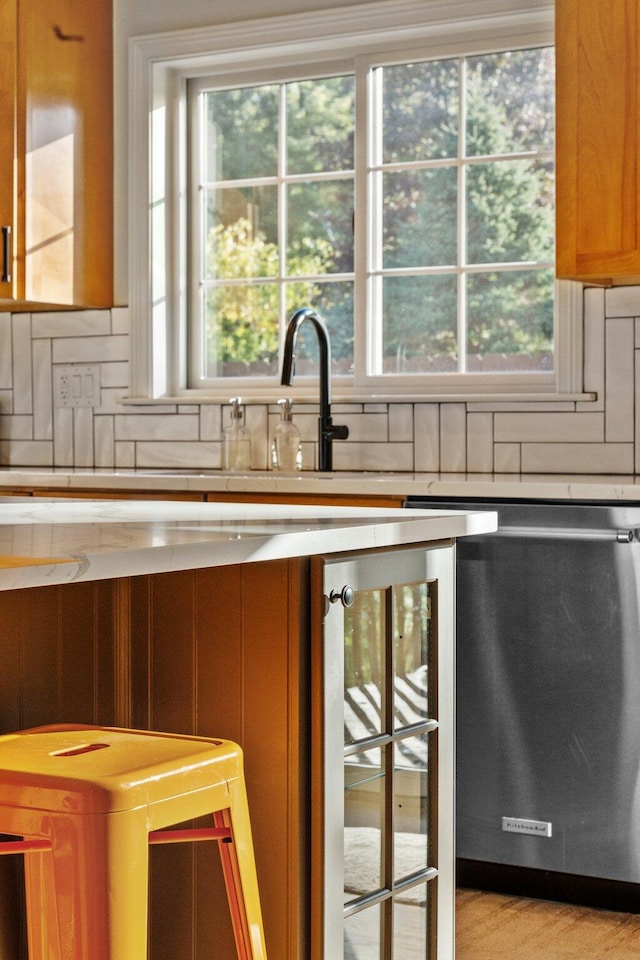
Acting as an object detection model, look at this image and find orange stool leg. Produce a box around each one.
[214,776,268,960]
[24,848,63,959]
[33,811,151,960]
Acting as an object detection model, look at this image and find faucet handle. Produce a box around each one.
[325,423,349,441]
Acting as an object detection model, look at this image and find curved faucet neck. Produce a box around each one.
[281,307,348,471]
[281,308,332,419]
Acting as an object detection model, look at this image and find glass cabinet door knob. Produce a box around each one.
[328,585,354,608]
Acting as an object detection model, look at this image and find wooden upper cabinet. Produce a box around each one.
[0,0,113,310]
[556,0,640,284]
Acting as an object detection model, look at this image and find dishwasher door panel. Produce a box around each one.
[455,527,640,883]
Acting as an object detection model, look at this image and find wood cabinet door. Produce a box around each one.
[0,1,16,301]
[556,0,640,284]
[0,0,113,310]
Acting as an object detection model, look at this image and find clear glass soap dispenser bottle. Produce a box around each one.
[271,398,302,472]
[223,397,252,471]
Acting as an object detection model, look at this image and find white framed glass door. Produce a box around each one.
[314,544,455,960]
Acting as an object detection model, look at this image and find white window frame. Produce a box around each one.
[129,0,582,402]
[186,60,357,389]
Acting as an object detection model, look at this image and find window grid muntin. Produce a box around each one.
[368,50,555,378]
[458,57,468,372]
[183,35,560,393]
[190,72,356,385]
[343,578,438,956]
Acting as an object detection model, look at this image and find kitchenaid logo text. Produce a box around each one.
[502,817,553,838]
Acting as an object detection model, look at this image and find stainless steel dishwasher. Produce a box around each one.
[405,497,640,910]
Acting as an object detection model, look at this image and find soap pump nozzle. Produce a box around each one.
[278,397,294,421]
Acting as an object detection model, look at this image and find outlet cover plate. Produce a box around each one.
[54,364,101,409]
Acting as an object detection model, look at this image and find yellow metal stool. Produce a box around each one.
[0,724,268,960]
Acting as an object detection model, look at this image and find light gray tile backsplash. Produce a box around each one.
[0,316,12,394]
[2,285,640,474]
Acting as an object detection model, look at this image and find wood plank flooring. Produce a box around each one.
[456,889,640,960]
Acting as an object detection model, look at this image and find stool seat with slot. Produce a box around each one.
[0,724,267,959]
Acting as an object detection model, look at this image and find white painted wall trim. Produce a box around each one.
[130,0,554,67]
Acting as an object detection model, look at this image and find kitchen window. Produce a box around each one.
[129,0,578,401]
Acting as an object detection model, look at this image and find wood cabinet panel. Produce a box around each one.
[129,559,310,960]
[14,485,405,508]
[0,0,113,309]
[19,587,60,730]
[0,580,118,732]
[205,490,406,507]
[0,592,23,734]
[0,561,310,959]
[58,582,117,723]
[556,0,640,283]
[147,569,198,735]
[0,4,15,270]
[30,489,206,501]
[195,565,245,740]
[0,579,119,960]
[237,560,309,960]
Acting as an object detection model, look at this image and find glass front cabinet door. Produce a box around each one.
[313,543,455,960]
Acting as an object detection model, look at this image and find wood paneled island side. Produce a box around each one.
[0,499,495,959]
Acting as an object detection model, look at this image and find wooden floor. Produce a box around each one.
[456,889,640,960]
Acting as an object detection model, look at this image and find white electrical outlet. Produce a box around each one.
[54,364,101,409]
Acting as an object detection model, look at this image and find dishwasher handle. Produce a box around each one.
[485,526,636,543]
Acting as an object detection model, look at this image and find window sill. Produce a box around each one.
[119,391,597,406]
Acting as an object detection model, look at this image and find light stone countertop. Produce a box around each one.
[0,468,640,500]
[0,498,497,591]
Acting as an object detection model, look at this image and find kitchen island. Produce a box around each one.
[0,498,496,960]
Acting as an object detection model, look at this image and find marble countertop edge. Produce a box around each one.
[0,500,497,591]
[0,468,638,500]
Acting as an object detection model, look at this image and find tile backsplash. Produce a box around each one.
[1,287,638,474]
